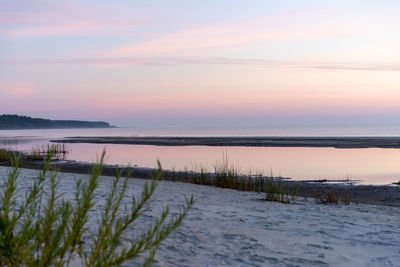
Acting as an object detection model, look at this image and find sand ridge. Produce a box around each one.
[53,136,400,149]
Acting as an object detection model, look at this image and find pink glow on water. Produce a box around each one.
[65,143,400,185]
[2,128,400,185]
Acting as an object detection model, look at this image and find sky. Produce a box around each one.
[1,0,400,127]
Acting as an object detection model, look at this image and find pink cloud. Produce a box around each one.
[4,86,397,123]
[0,82,36,97]
[84,88,400,118]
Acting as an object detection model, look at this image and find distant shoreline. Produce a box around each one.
[0,114,114,130]
[52,136,400,149]
[0,126,117,130]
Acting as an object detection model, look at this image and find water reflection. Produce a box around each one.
[1,133,400,185]
[0,137,42,146]
[64,143,400,185]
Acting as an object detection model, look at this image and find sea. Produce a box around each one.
[1,124,400,185]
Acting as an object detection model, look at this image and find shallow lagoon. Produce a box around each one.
[1,127,400,185]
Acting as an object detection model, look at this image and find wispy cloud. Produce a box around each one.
[0,1,167,37]
[0,22,160,37]
[2,56,399,72]
[105,6,374,57]
[109,20,357,56]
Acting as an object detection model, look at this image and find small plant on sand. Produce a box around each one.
[264,178,291,203]
[0,149,11,162]
[397,186,400,200]
[315,189,351,205]
[0,151,193,266]
[342,191,351,205]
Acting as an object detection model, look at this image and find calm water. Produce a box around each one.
[1,125,400,185]
[3,124,400,138]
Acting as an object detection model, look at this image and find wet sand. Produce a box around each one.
[52,136,400,148]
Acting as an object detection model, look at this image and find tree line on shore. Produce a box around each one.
[0,114,112,129]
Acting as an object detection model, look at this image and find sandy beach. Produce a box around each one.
[1,166,399,266]
[4,1,400,266]
[53,136,400,149]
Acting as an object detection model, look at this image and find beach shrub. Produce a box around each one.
[0,152,193,266]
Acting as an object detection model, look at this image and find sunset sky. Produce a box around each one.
[1,0,400,127]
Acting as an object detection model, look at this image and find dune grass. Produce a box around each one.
[0,144,69,168]
[0,151,193,266]
[29,144,69,160]
[163,152,296,203]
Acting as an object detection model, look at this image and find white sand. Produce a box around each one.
[1,166,399,266]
